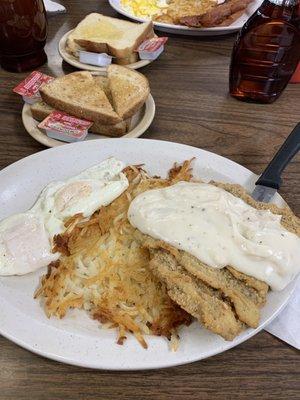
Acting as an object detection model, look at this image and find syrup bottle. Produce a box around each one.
[229,0,300,103]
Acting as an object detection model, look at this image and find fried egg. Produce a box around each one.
[0,158,128,276]
[121,0,169,19]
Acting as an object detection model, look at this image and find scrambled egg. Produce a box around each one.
[121,0,169,19]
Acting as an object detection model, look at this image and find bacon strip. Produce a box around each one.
[180,0,253,27]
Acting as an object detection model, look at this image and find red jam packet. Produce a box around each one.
[290,63,300,84]
[137,37,168,60]
[38,111,93,143]
[13,71,54,104]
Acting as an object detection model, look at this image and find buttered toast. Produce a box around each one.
[66,13,154,65]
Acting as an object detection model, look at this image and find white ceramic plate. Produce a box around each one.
[59,30,152,73]
[0,139,296,370]
[22,95,155,147]
[109,0,262,36]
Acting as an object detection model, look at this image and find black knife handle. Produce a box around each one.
[255,122,300,190]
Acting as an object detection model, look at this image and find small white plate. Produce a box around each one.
[0,139,297,370]
[22,94,155,147]
[109,0,262,36]
[59,30,152,73]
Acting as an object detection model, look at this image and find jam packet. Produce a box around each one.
[137,37,168,61]
[38,111,93,143]
[13,71,54,104]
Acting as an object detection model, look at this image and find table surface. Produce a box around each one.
[0,1,299,399]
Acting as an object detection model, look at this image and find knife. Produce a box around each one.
[252,122,300,202]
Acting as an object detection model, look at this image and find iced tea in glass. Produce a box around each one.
[0,0,47,72]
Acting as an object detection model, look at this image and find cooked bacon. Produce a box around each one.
[180,0,253,27]
[217,9,245,26]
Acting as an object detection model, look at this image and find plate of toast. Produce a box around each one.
[109,0,262,36]
[22,66,155,147]
[59,14,157,72]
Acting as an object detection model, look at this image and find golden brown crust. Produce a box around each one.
[149,250,245,340]
[39,71,122,125]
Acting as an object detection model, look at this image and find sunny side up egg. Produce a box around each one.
[0,158,129,276]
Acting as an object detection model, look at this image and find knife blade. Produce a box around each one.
[251,185,277,202]
[251,123,300,203]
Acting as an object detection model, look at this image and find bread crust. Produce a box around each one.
[31,102,130,137]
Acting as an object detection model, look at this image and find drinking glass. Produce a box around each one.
[0,0,47,72]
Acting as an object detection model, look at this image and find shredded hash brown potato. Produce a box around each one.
[35,162,193,349]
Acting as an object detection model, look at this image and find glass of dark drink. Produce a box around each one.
[0,0,47,72]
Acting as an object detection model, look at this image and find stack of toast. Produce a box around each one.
[66,13,155,65]
[31,65,150,137]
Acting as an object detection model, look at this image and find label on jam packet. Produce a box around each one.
[38,111,93,143]
[137,37,168,61]
[13,71,54,103]
[137,37,168,53]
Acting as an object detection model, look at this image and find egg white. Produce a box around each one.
[0,157,128,276]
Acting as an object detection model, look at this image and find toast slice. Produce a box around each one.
[66,13,154,59]
[89,75,131,136]
[93,76,112,103]
[32,75,113,121]
[31,101,54,121]
[31,101,130,137]
[39,71,121,125]
[108,65,150,120]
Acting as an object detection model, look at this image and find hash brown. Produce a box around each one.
[36,163,193,349]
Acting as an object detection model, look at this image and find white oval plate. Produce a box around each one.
[0,139,296,370]
[22,95,155,147]
[109,0,262,36]
[59,30,152,73]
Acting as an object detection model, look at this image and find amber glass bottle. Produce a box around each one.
[229,0,300,103]
[0,0,47,72]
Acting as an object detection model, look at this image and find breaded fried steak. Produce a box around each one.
[133,181,300,341]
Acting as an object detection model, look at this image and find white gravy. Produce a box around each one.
[128,182,300,291]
